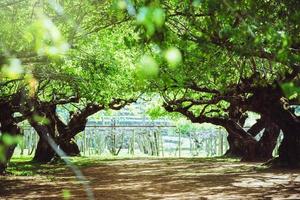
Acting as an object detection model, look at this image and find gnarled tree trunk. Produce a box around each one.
[248,85,300,167]
[58,138,80,156]
[276,124,300,167]
[26,103,58,163]
[0,103,21,174]
[224,117,280,162]
[33,138,55,163]
[27,103,100,162]
[224,132,247,158]
[254,123,280,161]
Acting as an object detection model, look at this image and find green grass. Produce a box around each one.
[7,155,138,176]
[8,156,67,176]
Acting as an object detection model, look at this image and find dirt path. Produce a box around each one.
[1,158,300,199]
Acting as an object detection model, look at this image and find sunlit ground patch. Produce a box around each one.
[2,157,300,199]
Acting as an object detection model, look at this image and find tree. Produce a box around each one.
[0,0,139,165]
[127,1,299,166]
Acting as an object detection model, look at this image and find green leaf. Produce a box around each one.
[33,115,50,125]
[62,189,71,199]
[1,134,22,146]
[164,47,182,68]
[2,134,15,145]
[281,82,300,100]
[152,8,165,27]
[136,55,159,79]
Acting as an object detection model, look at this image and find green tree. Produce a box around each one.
[0,0,139,165]
[128,1,299,166]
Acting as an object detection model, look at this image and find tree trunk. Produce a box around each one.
[224,134,245,158]
[33,132,81,162]
[276,128,300,167]
[255,123,280,161]
[58,139,80,156]
[26,103,80,162]
[223,119,279,162]
[272,113,300,167]
[224,134,257,162]
[247,85,300,167]
[30,122,58,163]
[0,103,21,174]
[33,138,55,163]
[223,121,257,161]
[0,143,18,174]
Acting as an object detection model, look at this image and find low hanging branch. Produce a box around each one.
[163,95,280,161]
[19,94,137,162]
[65,98,137,138]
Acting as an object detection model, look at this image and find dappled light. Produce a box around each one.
[2,158,300,199]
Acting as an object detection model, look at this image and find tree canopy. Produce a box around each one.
[1,0,300,173]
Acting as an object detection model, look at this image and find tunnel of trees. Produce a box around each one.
[0,0,299,191]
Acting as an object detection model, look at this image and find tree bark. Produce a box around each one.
[254,123,280,161]
[277,129,300,167]
[247,85,300,167]
[32,138,55,163]
[223,122,257,161]
[0,103,21,174]
[30,123,81,162]
[224,133,246,158]
[25,103,58,163]
[58,139,80,156]
[223,116,279,162]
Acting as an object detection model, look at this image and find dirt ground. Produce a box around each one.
[1,158,300,200]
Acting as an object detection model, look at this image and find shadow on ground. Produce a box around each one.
[1,158,300,199]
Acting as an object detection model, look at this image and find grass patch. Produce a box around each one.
[8,155,145,176]
[8,156,67,176]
